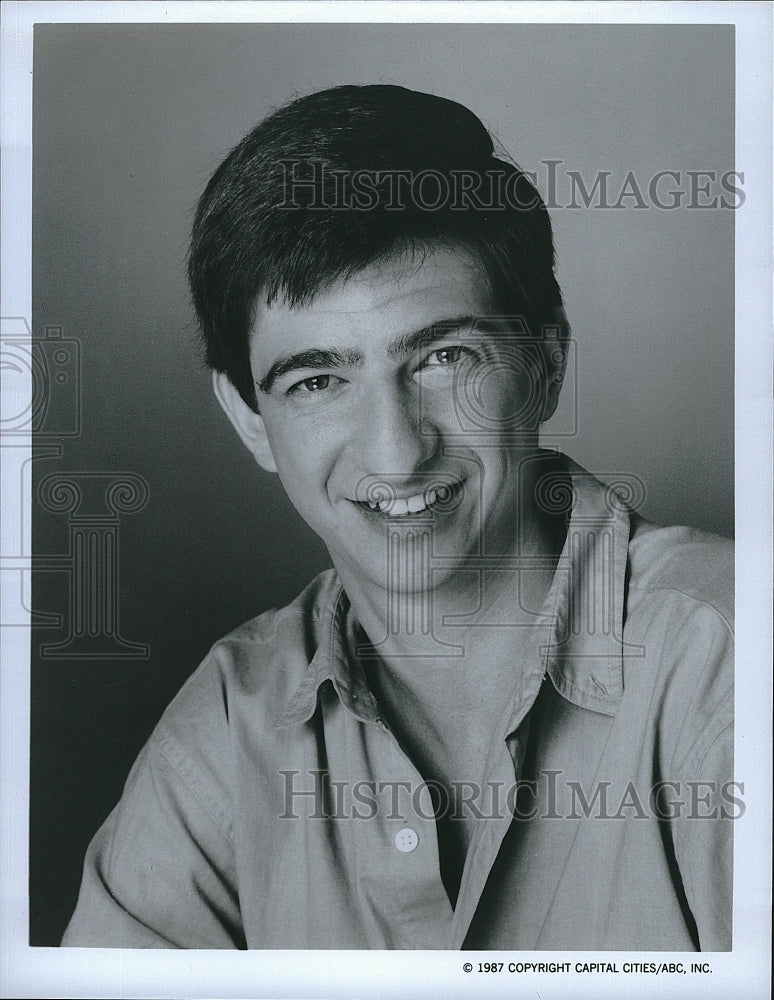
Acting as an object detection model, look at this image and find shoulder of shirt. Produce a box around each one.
[622,520,734,778]
[208,566,340,671]
[150,569,339,746]
[626,517,734,632]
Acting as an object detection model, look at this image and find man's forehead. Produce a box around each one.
[249,247,493,338]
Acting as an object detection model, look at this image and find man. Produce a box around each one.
[62,85,734,950]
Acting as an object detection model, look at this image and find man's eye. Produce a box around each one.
[291,374,332,394]
[421,345,481,373]
[429,345,463,366]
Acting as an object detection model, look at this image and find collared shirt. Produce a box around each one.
[62,458,734,950]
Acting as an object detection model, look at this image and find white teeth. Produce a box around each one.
[368,490,433,516]
[390,497,410,516]
[359,485,455,516]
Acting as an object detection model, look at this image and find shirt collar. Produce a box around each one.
[273,586,384,728]
[274,455,630,728]
[540,456,630,716]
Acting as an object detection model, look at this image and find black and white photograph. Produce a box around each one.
[1,2,771,998]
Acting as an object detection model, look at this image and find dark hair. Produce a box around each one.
[188,84,564,410]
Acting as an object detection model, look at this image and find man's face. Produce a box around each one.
[246,247,550,595]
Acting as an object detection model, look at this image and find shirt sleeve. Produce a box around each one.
[673,724,735,951]
[669,610,735,952]
[61,729,245,949]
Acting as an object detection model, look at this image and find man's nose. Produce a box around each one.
[348,381,438,477]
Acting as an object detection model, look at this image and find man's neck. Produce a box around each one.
[334,501,566,672]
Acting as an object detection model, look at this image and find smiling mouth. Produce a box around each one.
[353,481,462,518]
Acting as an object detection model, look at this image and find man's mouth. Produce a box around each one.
[353,481,462,518]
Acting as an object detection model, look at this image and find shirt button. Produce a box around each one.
[394,828,419,853]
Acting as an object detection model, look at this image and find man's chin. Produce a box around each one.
[333,551,463,602]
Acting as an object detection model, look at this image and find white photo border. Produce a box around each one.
[1,2,771,998]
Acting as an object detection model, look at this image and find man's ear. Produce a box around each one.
[540,307,570,424]
[212,371,278,474]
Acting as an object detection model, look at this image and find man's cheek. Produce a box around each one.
[273,452,329,518]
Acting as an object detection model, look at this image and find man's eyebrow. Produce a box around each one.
[386,315,481,360]
[256,347,364,395]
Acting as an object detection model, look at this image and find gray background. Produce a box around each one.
[31,22,734,945]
